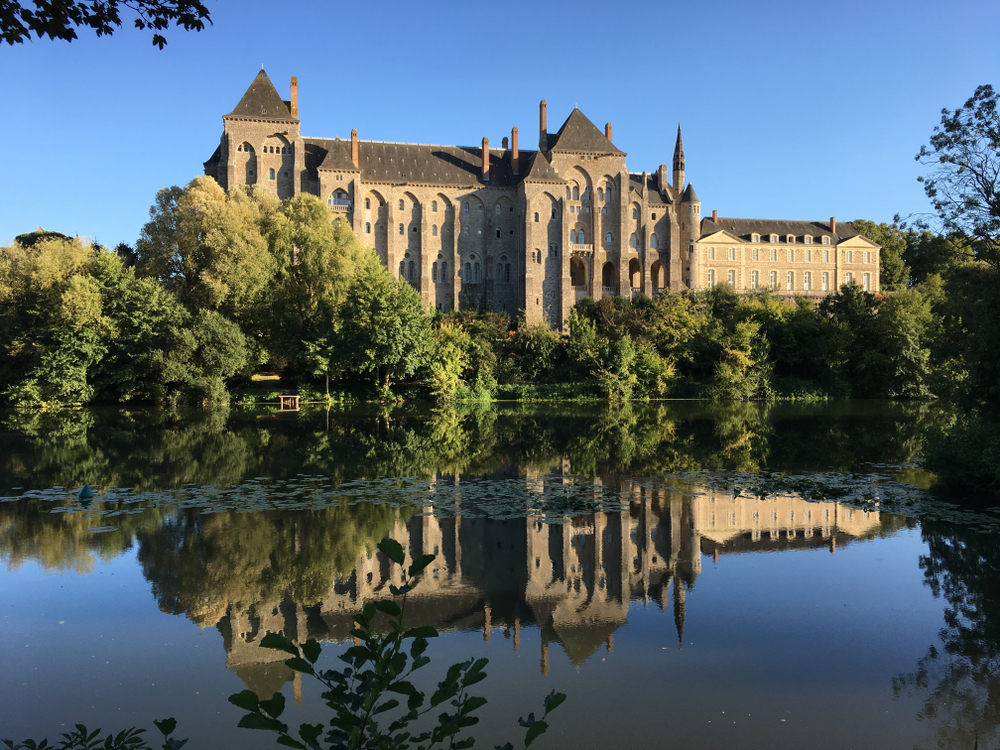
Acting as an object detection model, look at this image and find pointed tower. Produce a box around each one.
[672,125,685,196]
[216,69,303,200]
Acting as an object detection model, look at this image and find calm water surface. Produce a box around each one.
[1,402,997,750]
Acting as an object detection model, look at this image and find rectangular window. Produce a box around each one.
[822,271,830,291]
[846,251,853,264]
[770,249,777,262]
[769,271,778,289]
[865,251,872,264]
[824,250,830,263]
[707,269,716,287]
[751,270,759,288]
[803,271,811,291]
[708,247,716,260]
[863,273,871,291]
[752,248,759,261]
[806,249,812,263]
[787,249,794,263]
[845,272,853,285]
[728,247,736,261]
[728,269,736,286]
[786,271,794,290]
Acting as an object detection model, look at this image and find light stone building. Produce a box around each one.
[204,70,881,329]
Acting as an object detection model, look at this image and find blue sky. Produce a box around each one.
[1,0,997,246]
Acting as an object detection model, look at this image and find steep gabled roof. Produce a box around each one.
[549,108,624,156]
[522,151,563,183]
[308,138,358,171]
[628,173,673,205]
[227,70,293,120]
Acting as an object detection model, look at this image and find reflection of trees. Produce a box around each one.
[894,522,1000,749]
[136,504,407,627]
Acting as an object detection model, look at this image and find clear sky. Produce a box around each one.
[1,0,997,246]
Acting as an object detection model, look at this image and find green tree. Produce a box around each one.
[2,0,211,48]
[338,266,433,394]
[850,219,909,290]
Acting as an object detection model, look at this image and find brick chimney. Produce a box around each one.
[712,209,718,222]
[830,216,837,234]
[539,100,547,151]
[290,76,298,118]
[605,122,612,142]
[350,129,358,168]
[482,137,490,181]
[512,126,519,175]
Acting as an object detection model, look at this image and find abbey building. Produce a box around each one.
[204,71,881,328]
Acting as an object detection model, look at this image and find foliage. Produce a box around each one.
[850,219,909,290]
[228,537,564,750]
[1,0,211,48]
[2,718,186,750]
[917,83,1000,267]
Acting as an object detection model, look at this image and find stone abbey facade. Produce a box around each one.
[204,71,881,328]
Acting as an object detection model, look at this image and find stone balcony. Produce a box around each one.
[571,243,593,256]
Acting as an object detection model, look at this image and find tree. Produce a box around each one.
[850,219,909,290]
[2,0,211,48]
[917,84,1000,267]
[338,266,432,394]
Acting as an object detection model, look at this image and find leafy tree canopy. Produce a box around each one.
[1,0,211,48]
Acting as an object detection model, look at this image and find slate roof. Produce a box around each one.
[700,217,861,243]
[628,173,672,205]
[304,138,544,187]
[522,151,563,183]
[226,70,293,120]
[682,183,699,203]
[549,108,624,156]
[204,143,221,168]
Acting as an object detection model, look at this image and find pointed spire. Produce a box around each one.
[673,124,685,172]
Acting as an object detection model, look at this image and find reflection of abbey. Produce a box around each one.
[204,71,882,329]
[218,481,881,698]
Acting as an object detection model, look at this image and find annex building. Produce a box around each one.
[204,71,881,328]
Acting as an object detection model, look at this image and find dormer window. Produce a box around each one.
[804,235,812,244]
[770,234,778,243]
[751,233,760,243]
[822,236,830,245]
[786,234,795,243]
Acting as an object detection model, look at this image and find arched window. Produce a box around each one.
[582,188,590,201]
[604,232,612,244]
[496,228,501,239]
[398,261,405,279]
[399,224,404,235]
[570,229,577,244]
[629,234,637,248]
[505,264,511,283]
[365,198,371,209]
[572,186,579,200]
[632,208,638,219]
[398,199,405,210]
[605,185,612,201]
[552,209,557,219]
[432,225,438,236]
[330,189,349,206]
[465,262,472,280]
[496,263,503,281]
[365,222,371,234]
[770,234,778,243]
[431,200,438,212]
[408,261,415,281]
[650,234,658,249]
[534,212,539,222]
[597,188,604,201]
[495,204,502,215]
[463,202,470,213]
[804,235,812,244]
[441,261,447,278]
[432,262,438,281]
[268,168,276,180]
[474,262,480,282]
[752,233,760,243]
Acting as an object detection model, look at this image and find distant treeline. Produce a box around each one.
[0,173,997,490]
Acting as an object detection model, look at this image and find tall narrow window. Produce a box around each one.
[770,249,777,262]
[753,248,759,261]
[751,270,759,288]
[824,250,830,263]
[597,188,604,201]
[398,199,405,210]
[432,225,438,236]
[629,234,637,248]
[432,262,438,281]
[803,271,811,290]
[770,271,778,289]
[822,236,830,245]
[707,269,715,287]
[604,232,612,244]
[572,186,579,200]
[534,212,539,222]
[398,262,405,279]
[632,208,638,219]
[496,263,503,281]
[463,202,469,213]
[727,269,736,286]
[365,198,371,209]
[822,271,830,291]
[365,222,371,234]
[650,234,658,249]
[786,271,794,290]
[708,246,715,260]
[570,229,577,244]
[806,249,812,262]
[474,263,480,282]
[441,261,447,279]
[496,228,501,238]
[408,261,414,281]
[845,272,853,285]
[431,201,438,212]
[728,247,736,261]
[605,186,612,202]
[863,273,870,291]
[399,224,404,235]
[865,251,871,264]
[268,168,275,180]
[465,262,471,280]
[846,251,853,264]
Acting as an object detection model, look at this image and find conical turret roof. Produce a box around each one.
[549,108,624,156]
[682,182,699,203]
[227,69,293,120]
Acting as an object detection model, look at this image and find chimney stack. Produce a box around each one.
[350,129,358,168]
[539,100,547,150]
[290,76,298,118]
[482,137,490,181]
[830,216,837,234]
[712,209,718,222]
[605,122,612,142]
[512,126,519,175]
[502,136,508,149]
